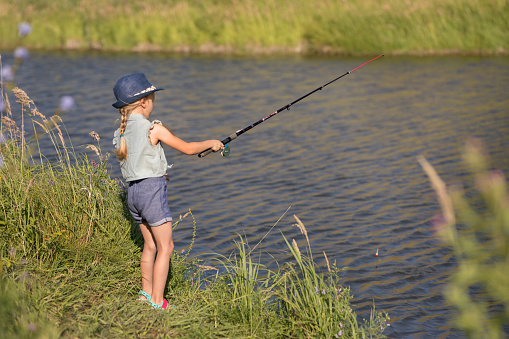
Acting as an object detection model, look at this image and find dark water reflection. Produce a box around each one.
[4,51,509,337]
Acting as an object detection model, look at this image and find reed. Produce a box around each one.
[1,0,507,55]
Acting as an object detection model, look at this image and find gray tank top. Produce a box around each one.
[113,114,168,182]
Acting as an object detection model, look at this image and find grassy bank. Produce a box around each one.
[1,0,508,55]
[0,87,388,337]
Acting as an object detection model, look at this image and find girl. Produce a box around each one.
[112,73,223,309]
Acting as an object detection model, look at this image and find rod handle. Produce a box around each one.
[198,148,214,158]
[198,133,237,158]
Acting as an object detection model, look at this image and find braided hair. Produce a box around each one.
[115,101,141,161]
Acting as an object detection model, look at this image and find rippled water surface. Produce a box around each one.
[5,51,509,337]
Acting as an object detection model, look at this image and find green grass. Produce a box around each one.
[0,86,388,337]
[1,0,508,55]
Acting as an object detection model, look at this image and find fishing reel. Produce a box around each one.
[221,144,230,157]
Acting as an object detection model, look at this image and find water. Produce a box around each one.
[4,51,509,337]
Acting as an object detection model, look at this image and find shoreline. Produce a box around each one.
[2,42,508,58]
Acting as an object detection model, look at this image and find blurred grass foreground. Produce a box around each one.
[419,140,509,338]
[1,0,508,55]
[0,86,389,337]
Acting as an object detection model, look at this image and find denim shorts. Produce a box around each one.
[127,176,172,227]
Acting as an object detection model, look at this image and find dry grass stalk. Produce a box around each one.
[248,206,292,255]
[50,119,66,148]
[179,211,191,221]
[293,215,310,246]
[86,145,100,156]
[3,92,11,115]
[58,130,66,148]
[292,239,301,259]
[12,87,33,107]
[417,155,456,225]
[1,116,16,128]
[198,265,219,279]
[31,108,46,120]
[323,251,331,273]
[51,115,63,123]
[1,116,21,139]
[33,120,49,133]
[89,131,100,141]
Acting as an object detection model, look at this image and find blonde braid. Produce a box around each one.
[115,100,141,161]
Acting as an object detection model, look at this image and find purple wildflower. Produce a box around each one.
[476,169,506,193]
[28,324,37,331]
[322,289,326,295]
[18,22,32,37]
[335,330,343,338]
[1,65,14,82]
[18,271,29,281]
[14,47,29,61]
[315,286,319,294]
[59,95,75,112]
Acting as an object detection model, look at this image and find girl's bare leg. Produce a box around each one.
[138,222,157,299]
[147,221,174,305]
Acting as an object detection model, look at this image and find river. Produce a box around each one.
[3,51,509,337]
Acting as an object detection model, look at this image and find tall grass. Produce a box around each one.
[0,86,388,337]
[0,87,131,265]
[1,0,507,55]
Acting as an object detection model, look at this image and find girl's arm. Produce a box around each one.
[150,123,223,155]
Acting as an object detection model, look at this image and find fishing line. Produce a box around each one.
[199,54,384,158]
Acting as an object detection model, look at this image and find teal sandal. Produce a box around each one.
[137,290,151,303]
[150,298,173,310]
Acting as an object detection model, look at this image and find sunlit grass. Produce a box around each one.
[1,0,507,55]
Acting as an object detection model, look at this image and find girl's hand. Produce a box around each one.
[209,140,224,152]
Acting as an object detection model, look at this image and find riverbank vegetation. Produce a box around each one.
[0,87,388,337]
[1,0,508,56]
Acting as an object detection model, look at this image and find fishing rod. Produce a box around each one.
[198,54,384,158]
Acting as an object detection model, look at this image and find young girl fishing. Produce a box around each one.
[112,73,224,309]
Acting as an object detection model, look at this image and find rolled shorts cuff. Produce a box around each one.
[149,217,173,227]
